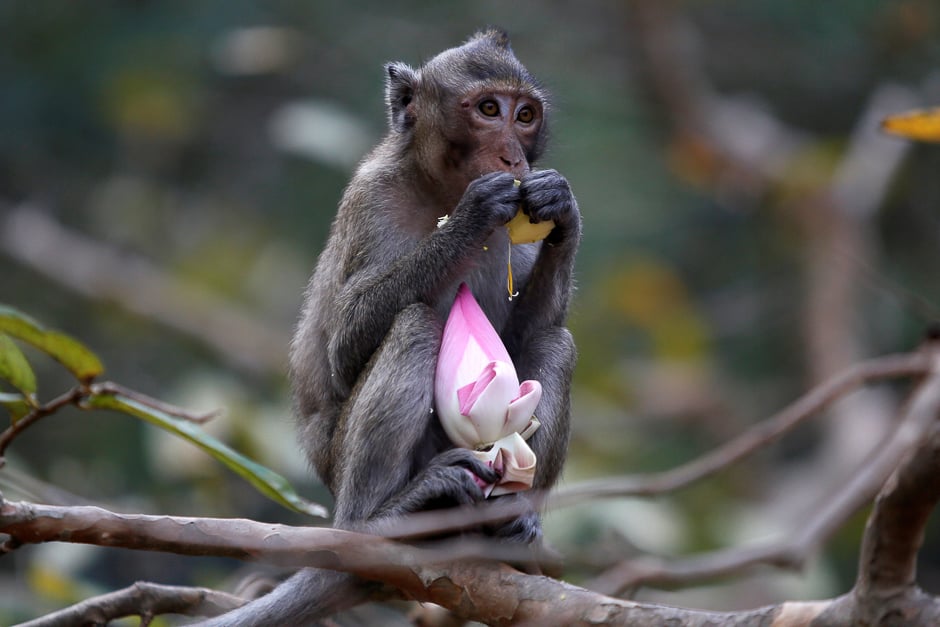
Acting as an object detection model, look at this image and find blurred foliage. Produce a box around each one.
[1,0,940,622]
[0,304,324,516]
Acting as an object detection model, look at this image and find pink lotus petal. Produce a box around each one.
[459,361,521,444]
[452,283,511,364]
[519,417,541,441]
[505,379,542,435]
[474,432,538,497]
[435,298,472,413]
[457,361,498,416]
[471,446,501,498]
[441,409,486,450]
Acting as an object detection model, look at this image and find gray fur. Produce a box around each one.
[195,29,580,625]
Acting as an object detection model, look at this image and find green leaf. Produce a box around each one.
[0,392,33,422]
[0,305,104,382]
[84,392,328,518]
[0,333,37,395]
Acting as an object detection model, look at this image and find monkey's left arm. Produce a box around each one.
[481,169,579,544]
[508,169,581,335]
[504,168,581,490]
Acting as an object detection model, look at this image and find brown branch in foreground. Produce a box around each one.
[4,359,940,623]
[587,350,940,596]
[0,490,855,626]
[844,421,940,624]
[6,477,940,627]
[3,353,939,624]
[0,492,749,625]
[551,350,931,507]
[0,496,541,573]
[14,582,247,627]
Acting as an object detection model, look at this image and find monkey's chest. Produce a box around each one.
[432,233,538,331]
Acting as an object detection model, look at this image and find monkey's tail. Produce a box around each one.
[191,568,386,626]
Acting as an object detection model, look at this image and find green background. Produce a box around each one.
[1,1,938,623]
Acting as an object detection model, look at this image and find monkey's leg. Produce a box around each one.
[332,303,498,527]
[194,305,495,626]
[488,324,576,545]
[513,325,575,490]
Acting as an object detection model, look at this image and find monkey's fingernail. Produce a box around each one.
[464,468,490,490]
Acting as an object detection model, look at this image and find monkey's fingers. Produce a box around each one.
[434,448,501,484]
[463,468,491,490]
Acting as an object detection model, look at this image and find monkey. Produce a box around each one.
[196,28,580,625]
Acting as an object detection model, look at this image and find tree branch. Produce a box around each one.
[848,401,940,624]
[14,582,247,627]
[0,387,86,467]
[552,351,931,507]
[0,495,543,572]
[587,349,940,595]
[4,353,940,624]
[0,381,219,468]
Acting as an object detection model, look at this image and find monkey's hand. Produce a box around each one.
[385,448,501,517]
[451,171,521,239]
[519,169,580,246]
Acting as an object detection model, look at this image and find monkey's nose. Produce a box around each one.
[499,156,529,177]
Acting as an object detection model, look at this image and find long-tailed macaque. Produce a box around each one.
[198,28,579,625]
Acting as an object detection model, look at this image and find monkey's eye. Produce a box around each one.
[478,100,500,117]
[516,106,535,124]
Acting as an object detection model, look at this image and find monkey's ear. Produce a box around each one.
[385,61,418,132]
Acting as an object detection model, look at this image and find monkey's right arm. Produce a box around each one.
[327,171,522,392]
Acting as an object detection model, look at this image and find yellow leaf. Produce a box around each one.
[881,107,940,143]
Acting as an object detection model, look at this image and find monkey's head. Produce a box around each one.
[384,29,549,194]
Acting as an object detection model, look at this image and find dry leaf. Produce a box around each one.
[881,107,940,143]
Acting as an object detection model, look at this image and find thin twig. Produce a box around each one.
[551,351,931,508]
[90,381,220,424]
[0,386,86,467]
[12,582,247,627]
[324,352,930,544]
[0,381,218,467]
[587,350,940,596]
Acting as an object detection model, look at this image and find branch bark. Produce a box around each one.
[552,351,931,507]
[14,582,247,627]
[0,492,852,626]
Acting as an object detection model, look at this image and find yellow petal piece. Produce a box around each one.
[881,107,940,143]
[506,209,555,245]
